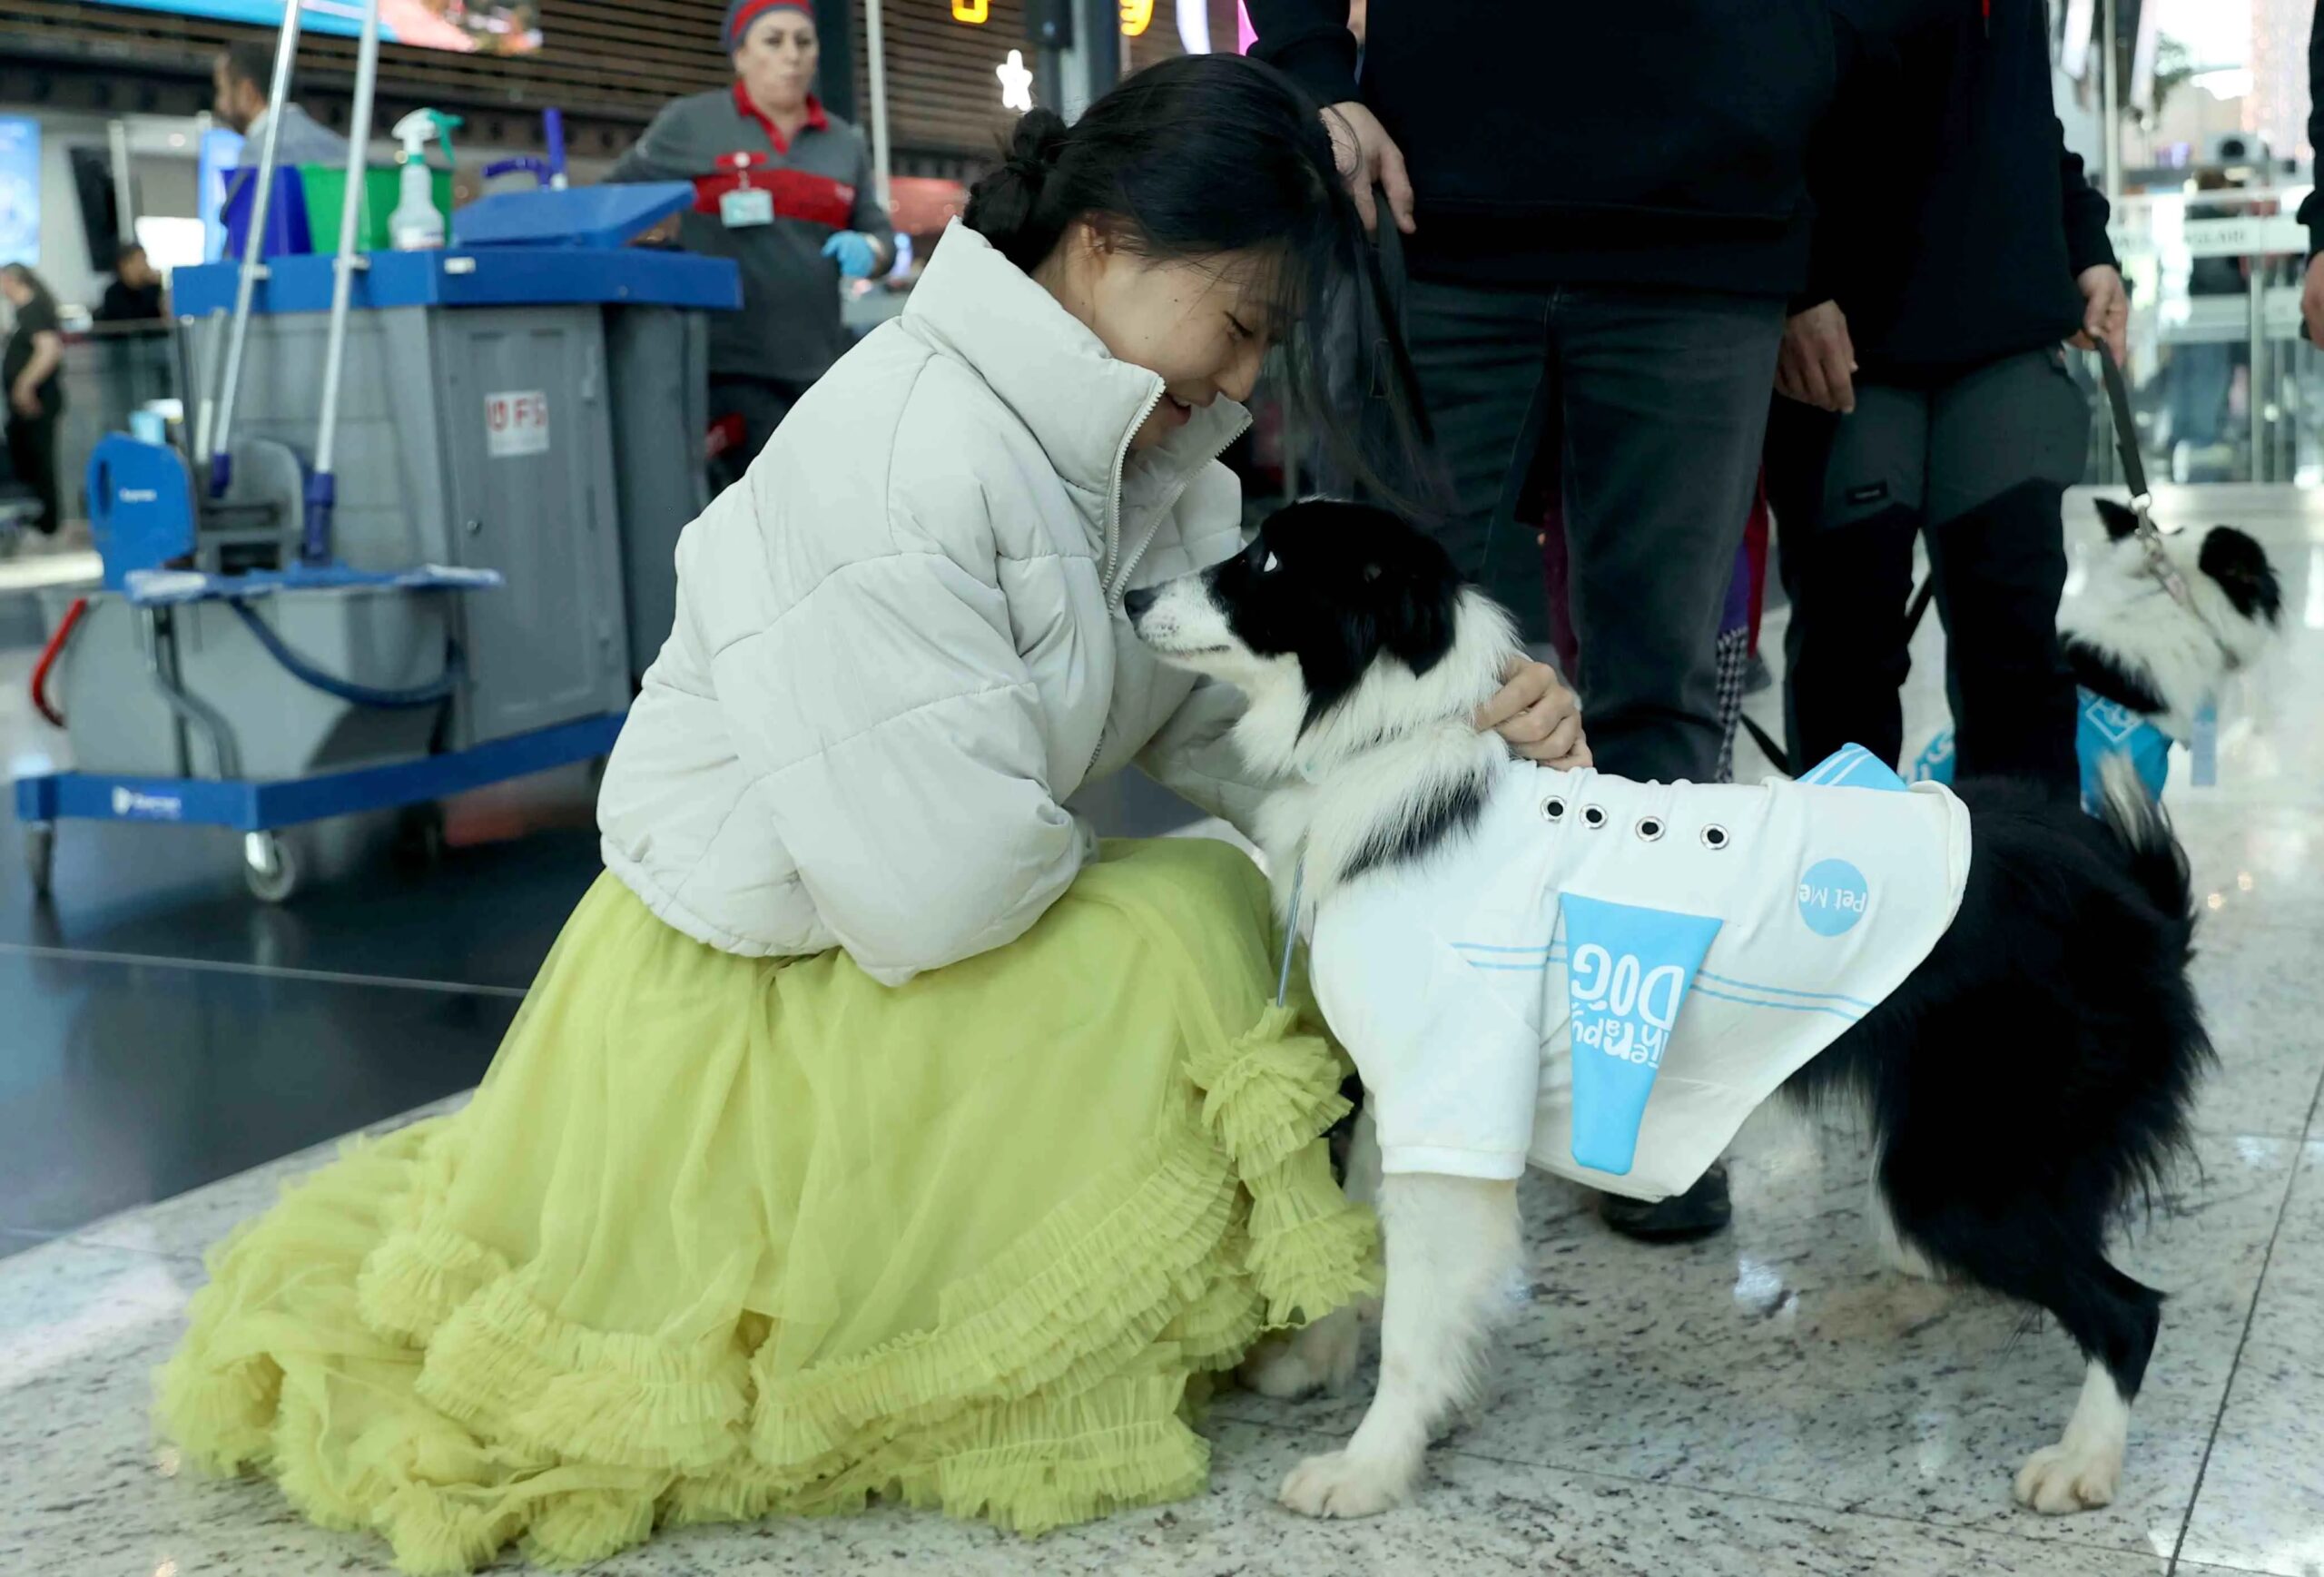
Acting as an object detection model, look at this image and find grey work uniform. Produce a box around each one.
[610,84,886,469]
[246,103,351,167]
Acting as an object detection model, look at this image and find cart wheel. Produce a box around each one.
[393,803,446,869]
[25,823,54,899]
[243,831,300,904]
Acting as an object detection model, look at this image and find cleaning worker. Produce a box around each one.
[212,40,351,166]
[608,0,895,486]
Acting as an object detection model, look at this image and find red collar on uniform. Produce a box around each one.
[732,80,828,155]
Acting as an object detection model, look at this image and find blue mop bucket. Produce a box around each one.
[220,164,315,259]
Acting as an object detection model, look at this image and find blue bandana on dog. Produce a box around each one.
[1913,688,2171,811]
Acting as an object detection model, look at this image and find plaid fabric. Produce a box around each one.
[1713,624,1752,784]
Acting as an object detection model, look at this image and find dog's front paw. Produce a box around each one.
[2013,1441,2121,1513]
[1240,1307,1364,1400]
[1279,1449,1411,1519]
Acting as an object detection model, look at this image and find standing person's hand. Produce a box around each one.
[2303,254,2324,350]
[1321,102,1415,238]
[1775,301,1857,413]
[2070,264,2129,364]
[8,382,35,419]
[1478,656,1590,768]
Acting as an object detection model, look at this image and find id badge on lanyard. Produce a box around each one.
[719,151,774,228]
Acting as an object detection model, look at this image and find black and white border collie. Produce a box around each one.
[1126,500,2211,1522]
[2065,499,2281,750]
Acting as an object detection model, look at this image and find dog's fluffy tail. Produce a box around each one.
[2093,754,2194,937]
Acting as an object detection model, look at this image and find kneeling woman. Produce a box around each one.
[158,56,1582,1572]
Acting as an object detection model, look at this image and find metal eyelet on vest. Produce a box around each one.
[1700,823,1730,851]
[1541,795,1567,823]
[1580,804,1608,830]
[1635,815,1665,843]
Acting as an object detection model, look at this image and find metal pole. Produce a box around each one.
[208,0,306,496]
[313,0,380,492]
[863,0,891,217]
[191,305,228,463]
[1029,0,1071,115]
[2249,266,2269,483]
[106,119,137,250]
[2099,0,2120,205]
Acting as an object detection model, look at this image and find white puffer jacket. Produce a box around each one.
[598,222,1268,984]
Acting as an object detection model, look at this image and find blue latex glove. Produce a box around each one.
[822,231,879,280]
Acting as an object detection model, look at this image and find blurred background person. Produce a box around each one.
[212,41,351,166]
[2301,0,2324,347]
[1766,0,2124,797]
[2171,172,2247,483]
[95,242,166,324]
[2,262,65,539]
[610,0,892,489]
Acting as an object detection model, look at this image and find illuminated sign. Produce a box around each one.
[93,0,539,56]
[951,0,988,22]
[1118,0,1153,35]
[997,48,1034,113]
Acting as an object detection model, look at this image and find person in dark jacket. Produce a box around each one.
[1248,0,1876,1242]
[1765,0,2125,799]
[95,243,166,323]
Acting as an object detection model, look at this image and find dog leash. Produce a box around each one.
[2095,352,2205,613]
[1274,859,1305,1009]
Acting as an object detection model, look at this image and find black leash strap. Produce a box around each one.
[2095,352,2150,512]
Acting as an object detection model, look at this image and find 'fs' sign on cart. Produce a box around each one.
[485,390,551,458]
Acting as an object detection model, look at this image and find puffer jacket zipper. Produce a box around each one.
[1083,394,1251,780]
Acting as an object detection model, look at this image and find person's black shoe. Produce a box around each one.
[1598,1163,1731,1243]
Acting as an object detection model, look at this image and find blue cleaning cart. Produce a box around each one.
[15,0,735,902]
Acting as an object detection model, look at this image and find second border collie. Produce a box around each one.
[1127,499,2211,1522]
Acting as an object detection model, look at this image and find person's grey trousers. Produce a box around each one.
[1400,279,1785,785]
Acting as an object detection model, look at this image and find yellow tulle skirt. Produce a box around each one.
[156,837,1376,1573]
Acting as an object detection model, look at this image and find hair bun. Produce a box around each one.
[966,109,1072,269]
[1002,108,1070,183]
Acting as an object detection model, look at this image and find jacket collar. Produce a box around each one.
[903,222,1247,503]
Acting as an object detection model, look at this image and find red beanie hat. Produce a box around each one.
[725,0,812,49]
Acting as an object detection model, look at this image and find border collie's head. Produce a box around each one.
[1128,499,1515,770]
[2070,502,2281,715]
[2090,498,2281,631]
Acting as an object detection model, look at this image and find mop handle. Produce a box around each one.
[208,0,306,496]
[305,0,384,564]
[190,306,228,466]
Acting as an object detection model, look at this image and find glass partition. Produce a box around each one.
[2103,183,2318,488]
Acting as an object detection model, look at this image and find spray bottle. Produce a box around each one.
[388,109,460,250]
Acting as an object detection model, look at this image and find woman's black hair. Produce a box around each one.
[964,54,1425,503]
[1,262,58,319]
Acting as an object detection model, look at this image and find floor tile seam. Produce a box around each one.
[2165,1055,2323,1572]
[0,940,529,999]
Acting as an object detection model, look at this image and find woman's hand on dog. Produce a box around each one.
[1478,657,1590,769]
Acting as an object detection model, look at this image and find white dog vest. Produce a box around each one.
[1306,746,1973,1201]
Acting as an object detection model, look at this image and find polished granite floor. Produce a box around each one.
[2,486,2321,1574]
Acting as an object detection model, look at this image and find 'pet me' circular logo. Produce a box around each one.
[1797,859,1869,936]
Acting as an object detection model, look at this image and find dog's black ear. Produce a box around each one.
[1376,564,1457,675]
[2093,498,2142,540]
[2197,526,2283,626]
